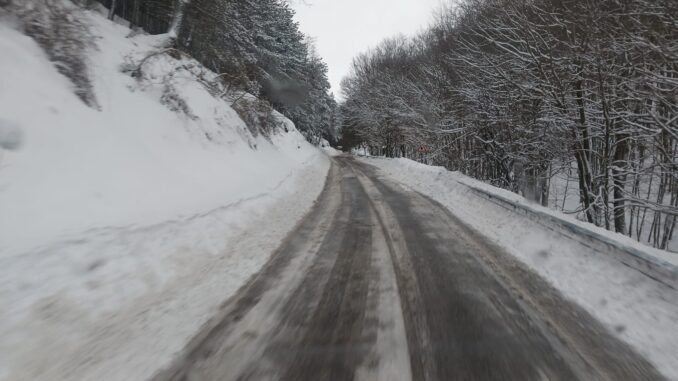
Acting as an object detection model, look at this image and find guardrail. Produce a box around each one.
[465,183,678,290]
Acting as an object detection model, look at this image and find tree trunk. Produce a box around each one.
[612,134,629,234]
[168,0,190,37]
[573,79,595,223]
[108,0,117,20]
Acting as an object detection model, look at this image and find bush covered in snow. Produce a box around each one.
[232,97,279,138]
[4,0,98,107]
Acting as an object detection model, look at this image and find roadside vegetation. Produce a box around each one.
[2,0,339,143]
[340,0,678,250]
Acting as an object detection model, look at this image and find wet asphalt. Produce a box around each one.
[152,156,664,381]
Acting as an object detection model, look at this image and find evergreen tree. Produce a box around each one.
[97,0,338,142]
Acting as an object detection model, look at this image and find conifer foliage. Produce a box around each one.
[103,0,337,142]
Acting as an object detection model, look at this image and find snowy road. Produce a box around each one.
[153,156,664,381]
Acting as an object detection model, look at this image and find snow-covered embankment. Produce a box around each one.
[0,9,329,381]
[361,156,678,381]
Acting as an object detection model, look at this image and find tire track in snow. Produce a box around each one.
[152,156,665,381]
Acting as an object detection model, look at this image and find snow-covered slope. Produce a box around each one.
[361,156,678,380]
[0,10,329,381]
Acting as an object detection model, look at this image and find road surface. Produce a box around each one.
[153,156,664,381]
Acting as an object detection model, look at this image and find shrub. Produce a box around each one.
[8,0,98,108]
[232,98,279,139]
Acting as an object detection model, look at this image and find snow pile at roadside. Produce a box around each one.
[362,156,678,380]
[319,139,342,156]
[0,10,329,381]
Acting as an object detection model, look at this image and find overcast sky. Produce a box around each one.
[291,0,446,99]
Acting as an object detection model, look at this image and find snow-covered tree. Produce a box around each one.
[95,0,338,141]
[340,0,677,249]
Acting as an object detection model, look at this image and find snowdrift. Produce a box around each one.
[0,8,329,381]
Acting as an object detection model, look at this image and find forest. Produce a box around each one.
[98,0,339,143]
[340,0,678,250]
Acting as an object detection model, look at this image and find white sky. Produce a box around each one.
[291,0,446,99]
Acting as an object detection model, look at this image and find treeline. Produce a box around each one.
[340,0,677,249]
[101,0,337,142]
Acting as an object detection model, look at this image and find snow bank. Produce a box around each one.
[319,139,342,157]
[0,119,23,151]
[0,9,329,381]
[362,156,678,380]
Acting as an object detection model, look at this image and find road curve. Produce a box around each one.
[152,156,664,381]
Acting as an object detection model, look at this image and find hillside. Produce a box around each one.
[0,6,330,380]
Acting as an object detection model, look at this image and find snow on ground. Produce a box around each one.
[361,156,678,380]
[547,162,678,253]
[319,139,342,157]
[0,118,23,151]
[0,10,329,381]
